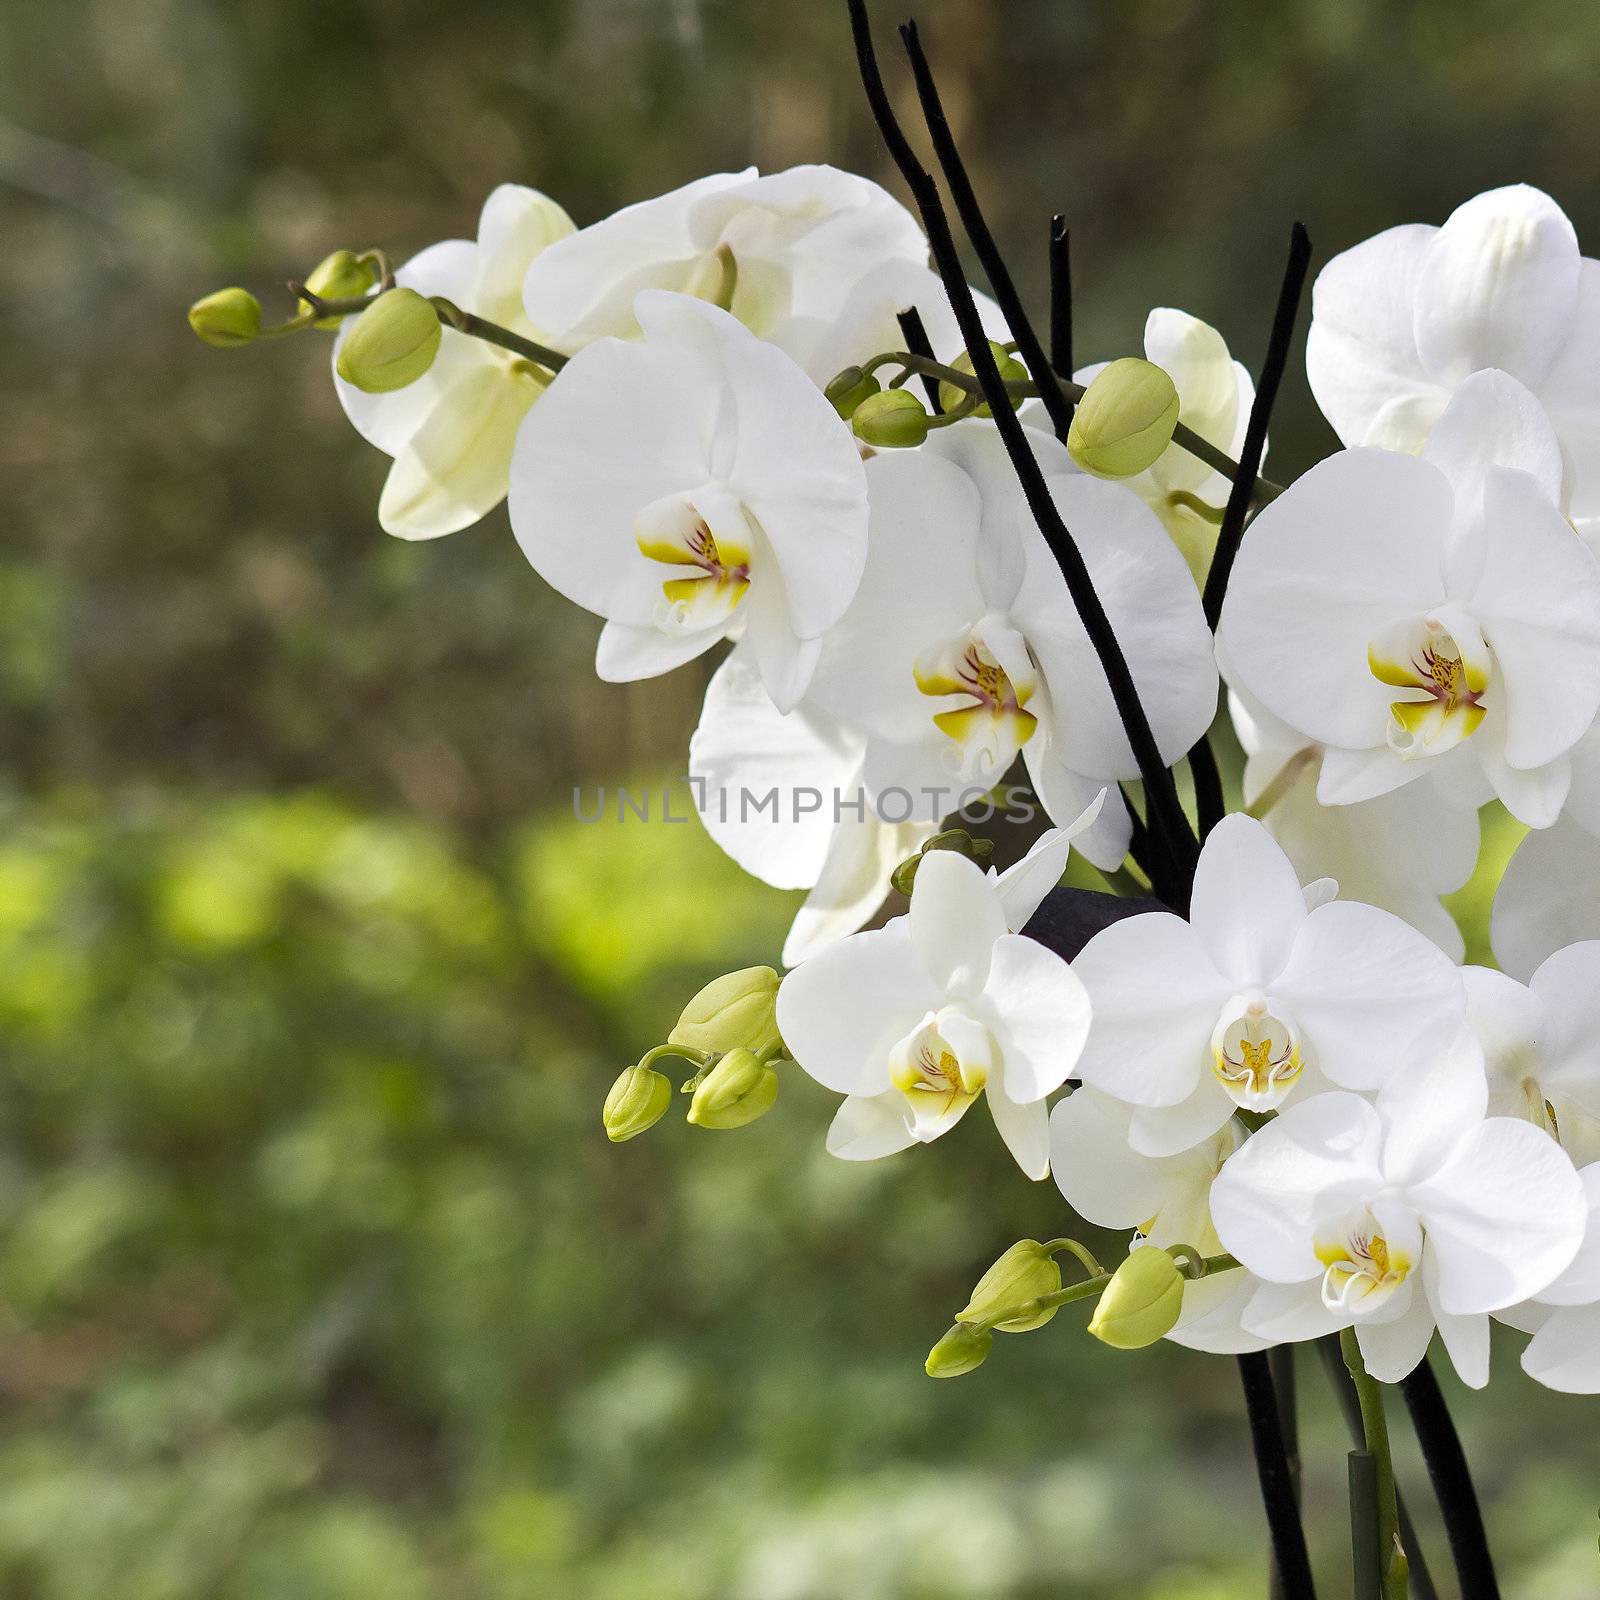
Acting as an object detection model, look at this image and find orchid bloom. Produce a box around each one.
[804,422,1218,869]
[1070,815,1466,1155]
[520,165,928,358]
[686,648,947,967]
[778,258,1009,388]
[1501,1164,1600,1393]
[508,290,868,711]
[1227,684,1479,962]
[1461,946,1600,1166]
[1307,183,1600,543]
[1075,309,1256,584]
[1219,369,1600,827]
[333,184,574,539]
[776,818,1101,1178]
[1212,1042,1586,1386]
[1049,1087,1266,1355]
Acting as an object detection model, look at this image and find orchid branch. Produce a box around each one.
[288,282,570,375]
[846,2,1199,903]
[1400,1361,1501,1600]
[1199,221,1312,632]
[1236,1350,1321,1600]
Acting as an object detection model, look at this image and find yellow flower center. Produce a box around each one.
[1368,611,1490,760]
[635,490,753,632]
[1316,1215,1413,1315]
[913,619,1039,780]
[1210,999,1304,1111]
[888,1012,992,1139]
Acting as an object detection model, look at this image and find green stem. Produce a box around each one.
[1244,744,1318,822]
[1096,863,1151,898]
[1341,1328,1408,1600]
[1040,1238,1106,1278]
[636,1043,712,1074]
[288,282,569,374]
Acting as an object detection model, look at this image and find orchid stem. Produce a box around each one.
[288,283,569,374]
[1245,745,1318,822]
[1341,1329,1408,1600]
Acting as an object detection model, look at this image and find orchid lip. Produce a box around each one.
[1368,608,1491,761]
[635,486,754,633]
[1315,1206,1414,1317]
[914,615,1039,780]
[1210,994,1305,1112]
[887,1008,994,1140]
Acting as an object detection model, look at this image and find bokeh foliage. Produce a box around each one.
[2,0,1600,1594]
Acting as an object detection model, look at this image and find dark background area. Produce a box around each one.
[0,1,1596,1594]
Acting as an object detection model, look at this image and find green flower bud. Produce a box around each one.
[686,1048,779,1130]
[852,388,930,449]
[1067,356,1180,478]
[336,287,442,393]
[603,1064,673,1143]
[304,249,378,328]
[889,829,995,898]
[959,1240,1064,1333]
[187,287,263,348]
[1088,1247,1186,1350]
[669,966,781,1056]
[825,366,882,419]
[925,1322,993,1378]
[937,341,1028,416]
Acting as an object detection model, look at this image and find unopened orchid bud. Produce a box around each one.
[603,1063,673,1143]
[1088,1247,1185,1350]
[925,1322,992,1378]
[959,1240,1064,1332]
[669,966,781,1056]
[1068,357,1180,478]
[890,830,995,898]
[686,1048,779,1129]
[937,341,1027,416]
[187,287,263,348]
[336,287,442,393]
[304,249,378,327]
[825,365,882,419]
[852,388,930,448]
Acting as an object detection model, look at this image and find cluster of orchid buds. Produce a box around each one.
[189,2,1600,1594]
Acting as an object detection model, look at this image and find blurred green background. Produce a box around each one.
[1,1,1598,1595]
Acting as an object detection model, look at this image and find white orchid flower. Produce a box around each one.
[776,820,1101,1178]
[1462,948,1600,1166]
[1070,815,1465,1155]
[1212,1042,1586,1386]
[1228,684,1478,962]
[775,258,1009,388]
[1308,184,1600,540]
[804,424,1217,869]
[1049,1087,1267,1354]
[333,184,575,540]
[520,164,927,358]
[1219,369,1600,827]
[508,290,868,711]
[686,648,947,967]
[1503,1164,1600,1393]
[1075,308,1256,584]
